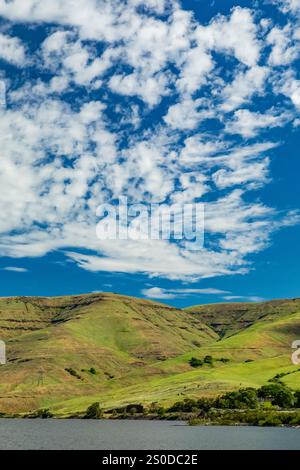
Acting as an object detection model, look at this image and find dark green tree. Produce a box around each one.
[85,402,102,419]
[36,408,53,419]
[216,388,259,409]
[189,357,203,368]
[258,383,294,408]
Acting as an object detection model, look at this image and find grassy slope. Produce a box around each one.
[0,293,216,414]
[0,294,299,415]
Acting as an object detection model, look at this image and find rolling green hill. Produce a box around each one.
[0,294,299,416]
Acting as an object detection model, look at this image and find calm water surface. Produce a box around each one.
[0,419,299,450]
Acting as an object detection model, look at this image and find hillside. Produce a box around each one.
[185,298,300,337]
[0,294,299,416]
[0,293,216,414]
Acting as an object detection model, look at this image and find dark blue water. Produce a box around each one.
[0,419,299,450]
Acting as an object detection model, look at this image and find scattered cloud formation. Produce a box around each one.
[0,0,299,281]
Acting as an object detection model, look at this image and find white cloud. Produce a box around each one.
[142,287,175,299]
[225,109,290,137]
[142,286,230,299]
[42,31,116,86]
[275,71,300,109]
[221,66,268,112]
[109,71,170,106]
[212,160,270,189]
[176,46,213,95]
[2,266,28,272]
[195,7,261,67]
[179,135,222,164]
[164,98,214,130]
[223,295,265,302]
[0,0,130,41]
[272,0,300,14]
[0,33,26,66]
[267,24,299,66]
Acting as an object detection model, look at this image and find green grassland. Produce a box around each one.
[0,293,299,416]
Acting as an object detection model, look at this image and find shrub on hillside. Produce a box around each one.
[36,408,53,419]
[85,402,102,419]
[65,367,82,380]
[189,357,203,368]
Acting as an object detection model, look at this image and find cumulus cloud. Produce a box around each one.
[267,24,299,66]
[0,33,26,66]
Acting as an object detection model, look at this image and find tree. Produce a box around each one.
[258,383,284,399]
[258,383,294,408]
[168,398,198,413]
[196,397,215,412]
[274,388,294,408]
[36,408,53,419]
[216,388,259,409]
[189,357,203,368]
[85,402,102,419]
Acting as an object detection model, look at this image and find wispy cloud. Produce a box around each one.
[2,266,28,273]
[223,295,265,302]
[142,286,230,300]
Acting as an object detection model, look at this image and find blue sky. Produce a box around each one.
[0,0,299,307]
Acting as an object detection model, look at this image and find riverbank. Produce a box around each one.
[1,384,300,427]
[1,409,300,428]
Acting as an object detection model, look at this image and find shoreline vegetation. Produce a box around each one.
[1,383,300,427]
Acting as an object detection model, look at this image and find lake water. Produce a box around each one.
[0,419,299,450]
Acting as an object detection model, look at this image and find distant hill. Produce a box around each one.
[185,298,300,337]
[0,294,299,416]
